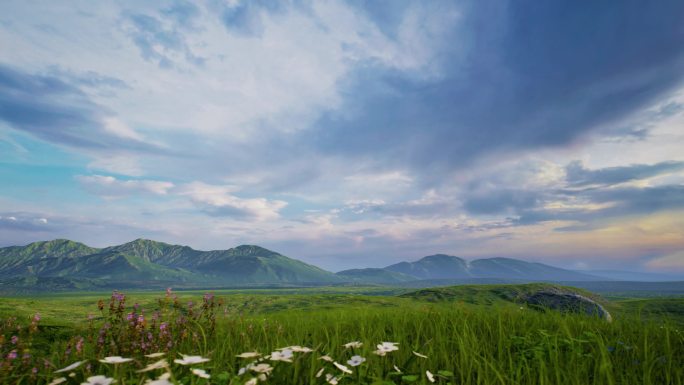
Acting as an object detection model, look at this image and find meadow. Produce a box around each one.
[0,286,682,385]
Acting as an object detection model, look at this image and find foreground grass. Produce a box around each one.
[0,288,682,384]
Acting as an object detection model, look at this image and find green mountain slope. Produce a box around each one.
[385,254,471,279]
[0,239,340,289]
[0,239,99,276]
[385,254,600,281]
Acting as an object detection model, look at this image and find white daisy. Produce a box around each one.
[192,368,211,379]
[316,368,325,378]
[138,359,169,373]
[326,373,339,385]
[347,355,366,367]
[287,345,313,353]
[237,352,261,359]
[245,378,258,385]
[99,356,133,364]
[250,363,273,374]
[145,353,165,358]
[343,341,363,349]
[48,378,67,385]
[270,349,293,362]
[426,370,435,383]
[319,355,334,362]
[174,354,210,365]
[55,361,85,373]
[333,361,352,374]
[144,373,173,385]
[81,375,115,385]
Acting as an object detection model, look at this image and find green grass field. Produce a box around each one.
[0,285,682,385]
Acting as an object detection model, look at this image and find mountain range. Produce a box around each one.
[0,239,678,292]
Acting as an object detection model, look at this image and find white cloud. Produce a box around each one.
[176,182,287,221]
[76,175,174,198]
[87,155,145,176]
[102,117,145,141]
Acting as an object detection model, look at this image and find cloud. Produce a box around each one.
[76,175,174,198]
[565,160,684,187]
[646,251,684,272]
[176,182,287,221]
[219,0,283,37]
[0,213,51,232]
[309,1,684,178]
[0,64,164,153]
[121,5,205,68]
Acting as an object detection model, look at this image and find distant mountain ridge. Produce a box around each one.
[0,239,672,292]
[384,254,600,282]
[0,239,340,290]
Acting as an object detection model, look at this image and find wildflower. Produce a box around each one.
[347,355,365,367]
[270,349,293,362]
[48,378,67,385]
[145,352,165,358]
[192,368,211,379]
[374,342,399,356]
[325,373,339,385]
[11,335,18,344]
[6,350,17,360]
[413,351,428,358]
[174,354,210,365]
[319,355,333,362]
[286,345,313,353]
[393,365,402,373]
[33,313,41,322]
[426,370,435,383]
[316,368,325,378]
[245,378,258,385]
[81,375,116,385]
[99,356,133,364]
[144,373,173,385]
[138,359,169,372]
[333,362,352,374]
[343,341,362,349]
[236,352,261,359]
[250,363,273,374]
[55,361,85,373]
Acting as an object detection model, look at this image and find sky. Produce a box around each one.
[1,1,684,274]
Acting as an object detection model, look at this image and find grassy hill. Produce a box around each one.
[0,239,341,290]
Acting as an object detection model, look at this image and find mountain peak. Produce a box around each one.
[418,254,465,263]
[232,245,280,257]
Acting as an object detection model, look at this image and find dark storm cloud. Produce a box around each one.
[309,0,684,176]
[0,64,166,152]
[565,160,684,187]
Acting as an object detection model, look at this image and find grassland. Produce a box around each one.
[0,285,682,384]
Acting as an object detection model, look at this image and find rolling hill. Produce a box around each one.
[0,239,341,290]
[384,254,600,282]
